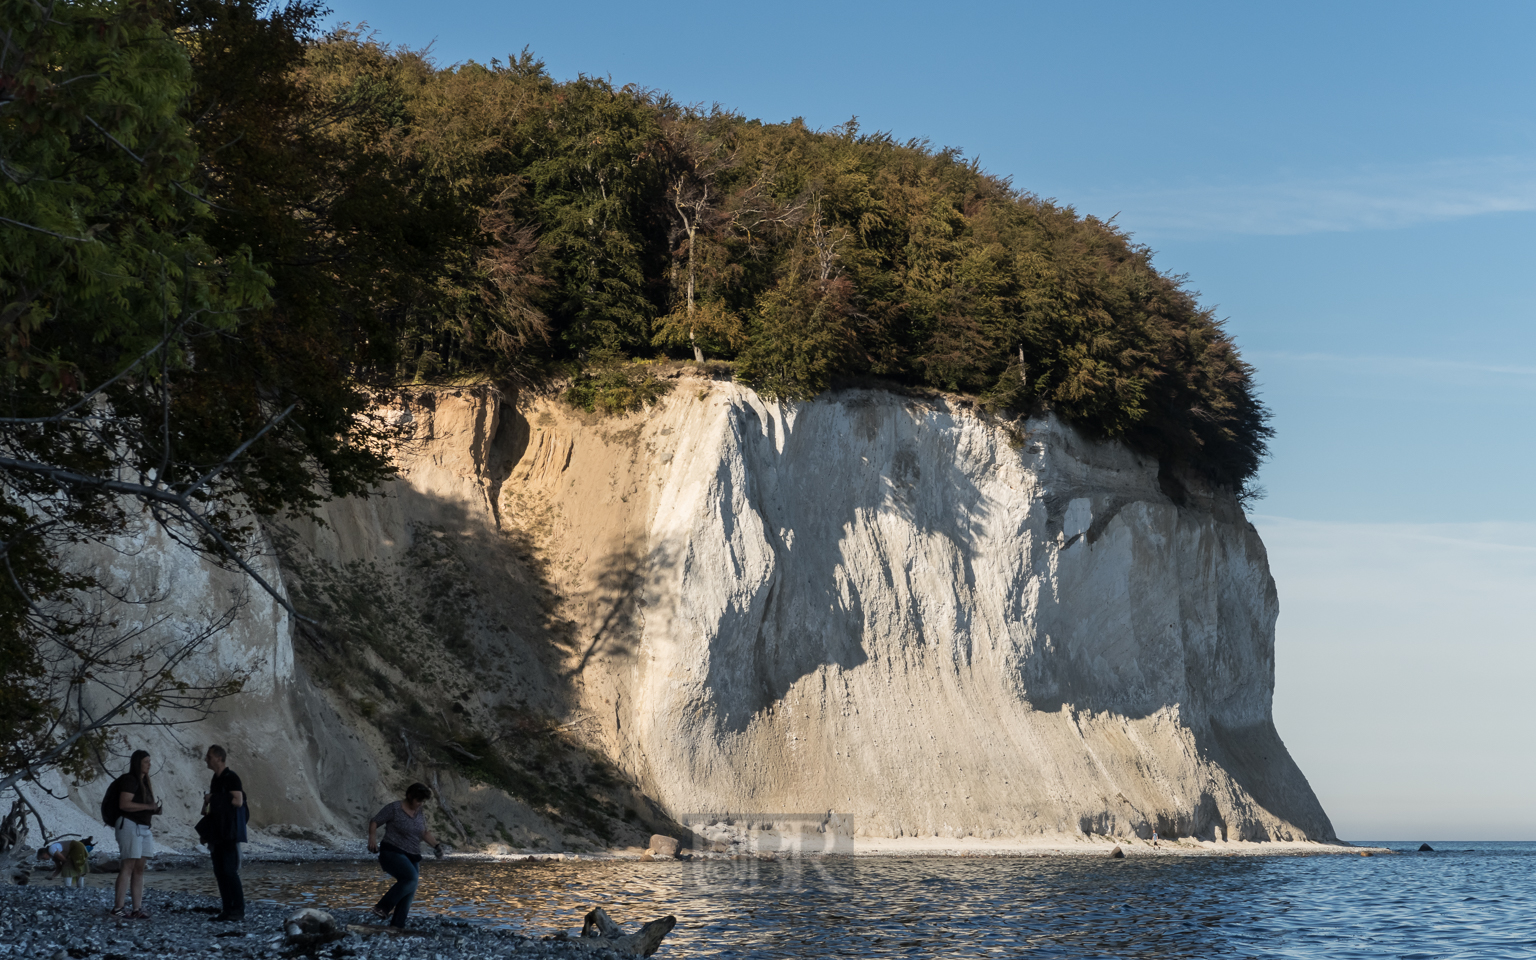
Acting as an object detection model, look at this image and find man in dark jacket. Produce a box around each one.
[202,745,246,922]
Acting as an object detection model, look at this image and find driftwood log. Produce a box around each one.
[0,799,29,855]
[558,907,676,957]
[284,906,674,957]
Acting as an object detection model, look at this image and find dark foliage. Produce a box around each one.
[363,57,1270,486]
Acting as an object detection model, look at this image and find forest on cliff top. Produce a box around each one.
[3,0,1272,486]
[1,0,1271,781]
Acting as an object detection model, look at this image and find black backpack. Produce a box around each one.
[100,777,123,827]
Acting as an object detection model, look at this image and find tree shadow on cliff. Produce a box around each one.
[700,395,1000,734]
[562,539,675,680]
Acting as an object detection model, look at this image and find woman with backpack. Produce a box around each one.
[107,750,161,919]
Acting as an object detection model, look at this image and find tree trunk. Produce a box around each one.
[684,222,704,362]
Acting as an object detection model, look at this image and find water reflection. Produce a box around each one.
[141,844,1536,959]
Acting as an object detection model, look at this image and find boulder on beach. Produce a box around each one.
[285,907,345,949]
[1419,843,1434,852]
[647,835,679,857]
[1109,846,1125,859]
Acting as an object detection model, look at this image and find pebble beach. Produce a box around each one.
[0,884,633,960]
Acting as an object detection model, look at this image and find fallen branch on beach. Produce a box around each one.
[282,908,348,955]
[554,907,677,957]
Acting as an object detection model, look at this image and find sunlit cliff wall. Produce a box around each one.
[493,380,1332,842]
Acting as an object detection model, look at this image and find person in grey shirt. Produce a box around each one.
[366,782,443,928]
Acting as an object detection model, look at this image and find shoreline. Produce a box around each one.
[823,835,1390,857]
[96,834,1388,871]
[0,839,1403,959]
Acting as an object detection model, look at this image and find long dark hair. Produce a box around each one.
[127,750,154,802]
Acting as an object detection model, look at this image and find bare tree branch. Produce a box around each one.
[0,215,92,242]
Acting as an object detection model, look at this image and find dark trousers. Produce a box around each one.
[376,848,420,928]
[209,841,244,916]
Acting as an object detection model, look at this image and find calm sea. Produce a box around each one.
[136,842,1534,958]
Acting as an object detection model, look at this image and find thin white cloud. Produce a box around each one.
[1083,156,1536,238]
[1247,351,1536,380]
[1254,515,1536,555]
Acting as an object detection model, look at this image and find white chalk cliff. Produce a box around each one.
[494,380,1332,843]
[31,377,1332,851]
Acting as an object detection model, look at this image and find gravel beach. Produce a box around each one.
[0,884,646,960]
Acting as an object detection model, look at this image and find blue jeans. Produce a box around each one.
[376,848,420,928]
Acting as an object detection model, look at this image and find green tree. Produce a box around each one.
[176,9,471,505]
[0,0,270,789]
[736,203,859,399]
[516,77,667,356]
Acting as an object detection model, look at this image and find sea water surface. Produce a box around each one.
[141,842,1534,958]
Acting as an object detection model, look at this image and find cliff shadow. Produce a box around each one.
[700,395,999,733]
[563,537,678,680]
[1195,718,1336,841]
[269,401,665,849]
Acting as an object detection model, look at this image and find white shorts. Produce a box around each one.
[115,819,155,860]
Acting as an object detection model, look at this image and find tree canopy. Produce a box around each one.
[357,51,1271,488]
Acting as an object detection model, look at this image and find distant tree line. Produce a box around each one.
[1,0,1268,782]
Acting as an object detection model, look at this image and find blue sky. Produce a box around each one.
[323,0,1536,839]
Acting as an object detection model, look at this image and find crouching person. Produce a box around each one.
[199,745,247,922]
[38,839,90,887]
[366,783,444,929]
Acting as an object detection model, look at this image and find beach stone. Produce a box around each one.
[1109,845,1125,858]
[1419,843,1434,852]
[647,835,679,857]
[285,906,339,937]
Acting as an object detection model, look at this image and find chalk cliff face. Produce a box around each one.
[19,510,382,853]
[494,380,1333,843]
[32,377,1332,850]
